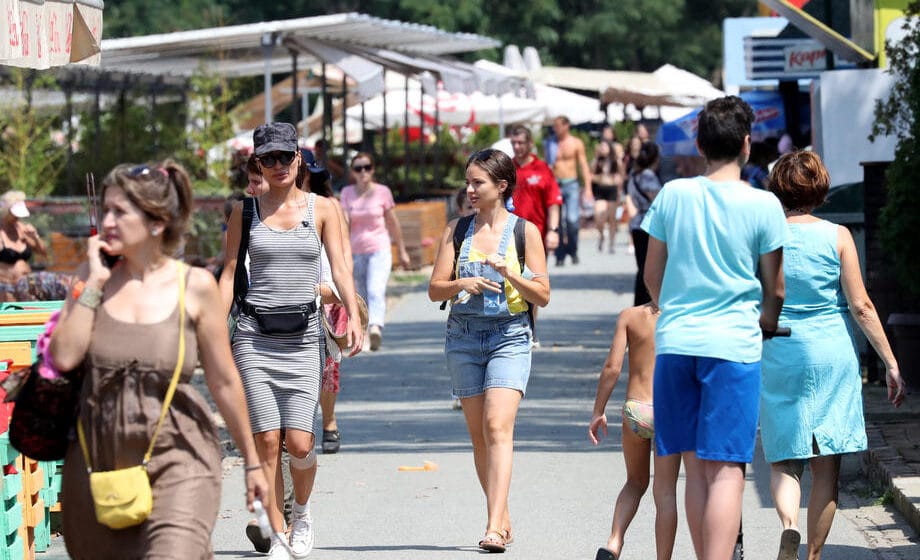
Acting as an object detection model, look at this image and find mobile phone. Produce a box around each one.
[100,249,120,269]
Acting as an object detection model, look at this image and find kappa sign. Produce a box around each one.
[784,45,827,72]
[1,0,102,69]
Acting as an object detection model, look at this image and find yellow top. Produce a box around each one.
[465,245,528,315]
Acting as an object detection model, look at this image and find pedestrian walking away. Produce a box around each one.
[760,151,907,560]
[428,148,550,553]
[509,124,562,346]
[642,96,788,560]
[340,152,411,351]
[50,160,269,560]
[626,142,662,306]
[550,116,592,266]
[219,122,364,560]
[589,302,681,560]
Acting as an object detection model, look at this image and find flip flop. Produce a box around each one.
[502,528,513,545]
[777,528,801,560]
[478,531,506,553]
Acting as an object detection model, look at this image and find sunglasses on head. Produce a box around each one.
[352,164,373,173]
[259,151,296,168]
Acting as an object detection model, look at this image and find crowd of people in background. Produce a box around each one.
[5,95,910,560]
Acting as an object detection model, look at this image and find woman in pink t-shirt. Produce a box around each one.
[340,152,410,351]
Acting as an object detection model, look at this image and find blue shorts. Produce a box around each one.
[445,314,532,398]
[653,354,761,463]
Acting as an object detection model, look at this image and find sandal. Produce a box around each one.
[478,531,506,553]
[322,429,340,454]
[777,528,800,560]
[502,528,513,545]
[595,548,618,560]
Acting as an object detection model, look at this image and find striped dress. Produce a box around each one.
[232,193,324,434]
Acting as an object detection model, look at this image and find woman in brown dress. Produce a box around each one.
[50,160,269,560]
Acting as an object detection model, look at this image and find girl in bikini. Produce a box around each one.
[589,302,681,560]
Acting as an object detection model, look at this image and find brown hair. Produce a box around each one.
[466,149,516,201]
[510,125,532,142]
[351,152,375,168]
[101,159,193,254]
[246,155,261,176]
[769,151,829,211]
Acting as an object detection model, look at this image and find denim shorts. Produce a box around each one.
[653,354,761,463]
[445,313,532,398]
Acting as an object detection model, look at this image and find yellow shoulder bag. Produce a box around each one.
[77,262,187,530]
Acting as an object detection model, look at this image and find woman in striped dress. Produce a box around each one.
[220,123,364,559]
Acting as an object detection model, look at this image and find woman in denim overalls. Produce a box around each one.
[429,149,551,553]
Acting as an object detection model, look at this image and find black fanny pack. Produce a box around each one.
[239,301,317,335]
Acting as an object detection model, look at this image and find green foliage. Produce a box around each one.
[0,70,66,196]
[177,67,240,196]
[872,2,920,296]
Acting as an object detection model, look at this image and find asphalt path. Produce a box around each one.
[42,228,913,559]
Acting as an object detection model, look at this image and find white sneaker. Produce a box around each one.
[267,541,292,560]
[289,503,314,559]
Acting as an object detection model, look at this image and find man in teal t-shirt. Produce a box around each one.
[641,96,787,560]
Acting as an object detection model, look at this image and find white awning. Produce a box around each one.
[1,0,103,69]
[100,13,499,78]
[759,0,874,63]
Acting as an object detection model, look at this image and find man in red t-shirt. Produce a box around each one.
[510,125,562,253]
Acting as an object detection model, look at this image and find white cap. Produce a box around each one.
[8,201,29,218]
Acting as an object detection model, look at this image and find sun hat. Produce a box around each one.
[253,122,297,156]
[1,190,29,218]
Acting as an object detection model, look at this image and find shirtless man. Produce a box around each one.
[589,303,680,560]
[551,116,592,266]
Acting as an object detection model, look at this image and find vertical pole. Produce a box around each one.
[404,75,410,188]
[64,79,74,194]
[262,33,275,123]
[321,62,328,144]
[150,79,160,158]
[93,76,102,176]
[343,76,348,186]
[291,49,299,126]
[434,86,441,187]
[419,85,426,192]
[382,69,389,185]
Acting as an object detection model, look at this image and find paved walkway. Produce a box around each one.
[40,227,918,558]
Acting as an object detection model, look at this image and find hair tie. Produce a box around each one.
[158,168,169,178]
[505,196,515,212]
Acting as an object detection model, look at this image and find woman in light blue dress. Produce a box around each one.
[761,151,906,560]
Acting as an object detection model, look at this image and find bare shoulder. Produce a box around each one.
[186,264,219,295]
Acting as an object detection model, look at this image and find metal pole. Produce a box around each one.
[64,79,74,194]
[434,87,441,187]
[262,32,275,123]
[382,69,389,184]
[361,102,367,153]
[291,49,299,126]
[150,79,160,158]
[419,85,426,192]
[404,75,410,188]
[343,76,348,185]
[321,62,328,144]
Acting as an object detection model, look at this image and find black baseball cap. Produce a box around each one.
[253,122,297,155]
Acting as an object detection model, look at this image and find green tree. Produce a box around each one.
[0,70,66,196]
[103,0,228,38]
[871,2,920,296]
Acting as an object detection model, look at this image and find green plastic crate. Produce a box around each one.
[0,531,23,560]
[0,325,46,363]
[0,301,65,312]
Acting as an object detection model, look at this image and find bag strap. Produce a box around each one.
[78,261,187,472]
[439,214,476,311]
[512,217,536,331]
[233,197,255,306]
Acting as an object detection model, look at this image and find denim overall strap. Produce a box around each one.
[459,215,477,263]
[496,214,518,258]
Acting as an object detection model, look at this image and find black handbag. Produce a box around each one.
[242,301,317,335]
[3,360,82,461]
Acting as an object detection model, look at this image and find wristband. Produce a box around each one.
[71,280,86,300]
[244,464,264,472]
[76,285,103,309]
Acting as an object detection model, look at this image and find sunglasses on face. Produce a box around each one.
[352,164,373,173]
[259,151,296,168]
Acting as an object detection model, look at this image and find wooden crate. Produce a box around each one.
[391,201,447,269]
[46,233,85,274]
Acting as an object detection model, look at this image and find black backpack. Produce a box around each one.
[440,214,535,331]
[232,197,256,309]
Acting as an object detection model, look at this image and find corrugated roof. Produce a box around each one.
[100,13,500,78]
